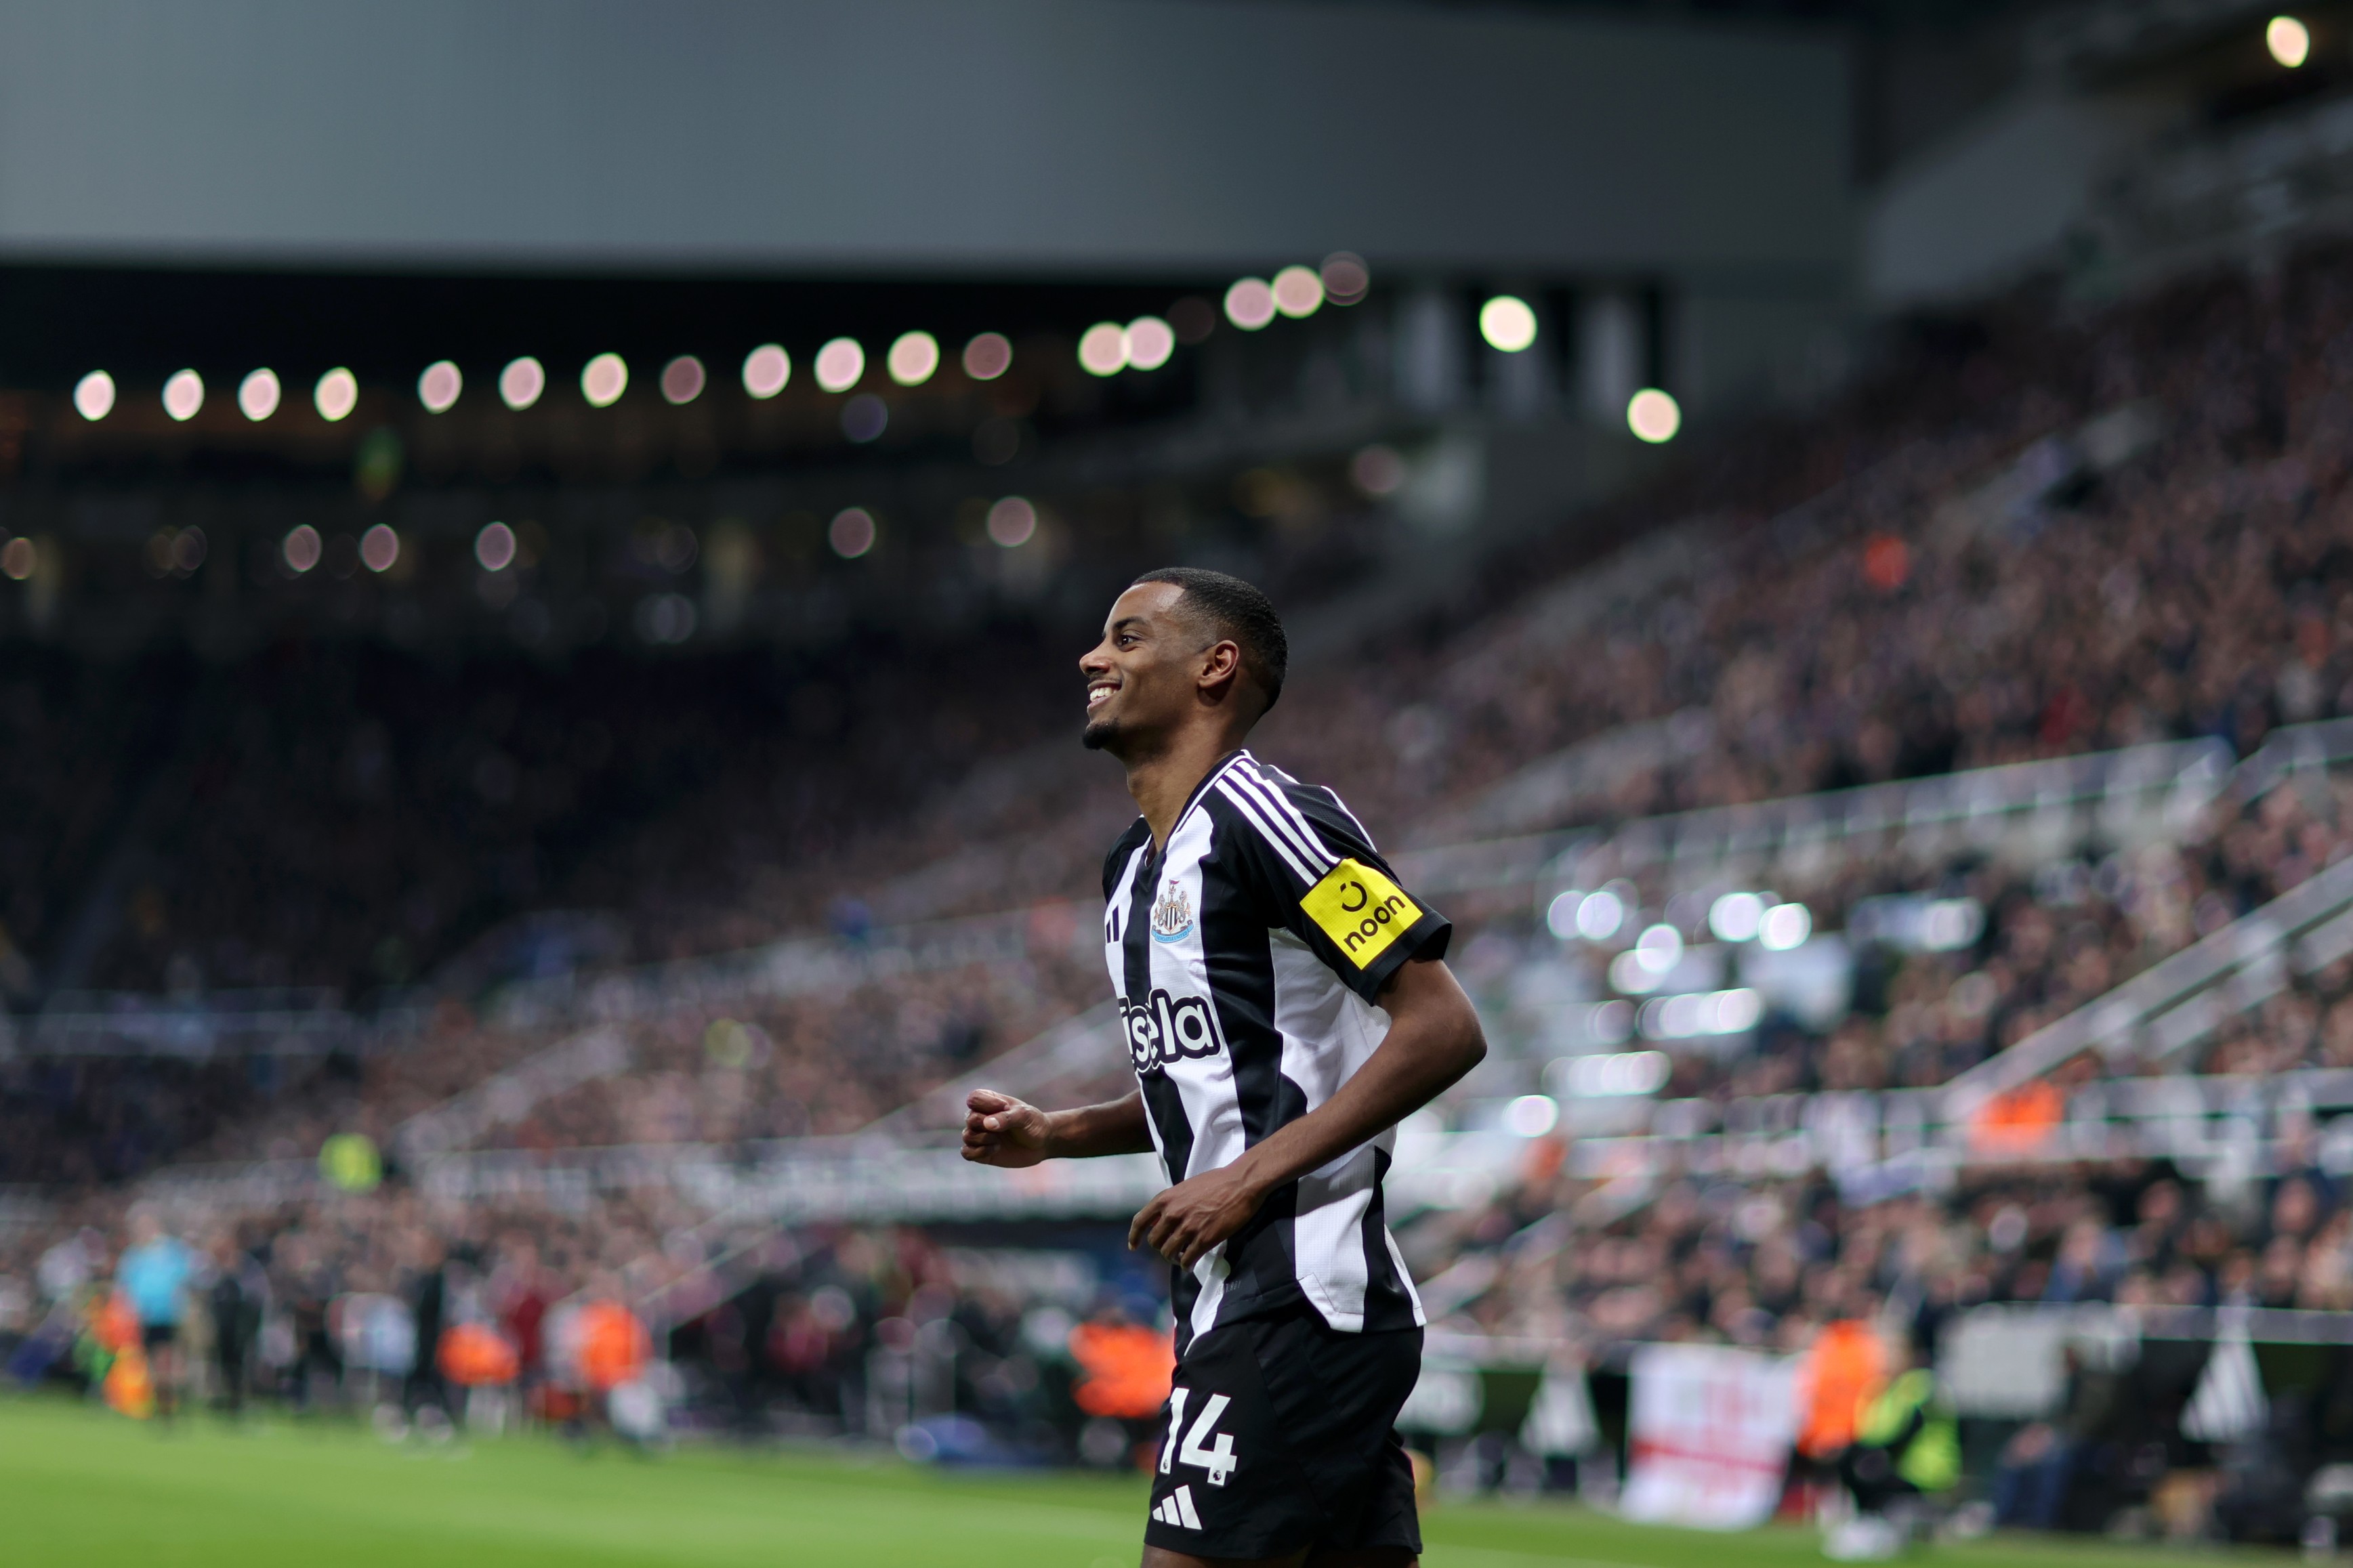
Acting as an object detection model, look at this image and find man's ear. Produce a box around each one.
[1196,638,1245,702]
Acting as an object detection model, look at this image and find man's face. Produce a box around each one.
[1079,582,1208,754]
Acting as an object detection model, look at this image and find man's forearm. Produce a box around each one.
[1045,1092,1156,1158]
[1227,962,1482,1198]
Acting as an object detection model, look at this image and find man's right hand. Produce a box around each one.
[962,1089,1053,1168]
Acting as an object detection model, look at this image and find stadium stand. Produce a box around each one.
[24,226,2353,1540]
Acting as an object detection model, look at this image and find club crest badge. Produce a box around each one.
[1151,881,1194,943]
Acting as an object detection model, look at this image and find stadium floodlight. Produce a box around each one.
[962,333,1013,381]
[1628,387,1682,443]
[1224,278,1277,331]
[815,338,865,394]
[742,343,791,398]
[2270,14,2311,66]
[418,360,461,413]
[72,371,114,421]
[1479,295,1537,353]
[314,368,358,422]
[986,496,1037,548]
[1078,322,1128,377]
[499,356,545,410]
[886,332,939,387]
[1125,317,1175,372]
[475,521,517,571]
[162,369,205,422]
[238,368,280,421]
[1272,265,1324,318]
[581,354,628,408]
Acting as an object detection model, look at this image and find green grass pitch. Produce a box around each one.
[0,1395,2277,1567]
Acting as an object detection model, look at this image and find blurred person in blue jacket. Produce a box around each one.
[117,1210,195,1418]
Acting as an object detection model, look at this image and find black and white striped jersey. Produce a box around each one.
[1102,749,1452,1350]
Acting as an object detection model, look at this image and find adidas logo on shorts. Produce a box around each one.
[1152,1485,1203,1530]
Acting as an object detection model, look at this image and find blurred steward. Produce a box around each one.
[117,1211,194,1419]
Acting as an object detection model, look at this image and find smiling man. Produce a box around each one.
[963,567,1486,1568]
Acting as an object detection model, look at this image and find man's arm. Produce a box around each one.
[1129,956,1484,1267]
[962,1088,1154,1167]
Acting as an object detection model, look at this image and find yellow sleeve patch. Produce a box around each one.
[1301,858,1423,970]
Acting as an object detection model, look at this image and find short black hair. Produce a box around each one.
[1131,566,1288,711]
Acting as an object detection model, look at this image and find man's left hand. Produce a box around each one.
[1128,1162,1268,1271]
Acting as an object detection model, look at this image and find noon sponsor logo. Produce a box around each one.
[1300,857,1421,969]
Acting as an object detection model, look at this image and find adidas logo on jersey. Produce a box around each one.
[1152,1485,1203,1529]
[1120,988,1226,1076]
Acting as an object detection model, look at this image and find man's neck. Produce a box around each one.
[1124,726,1246,851]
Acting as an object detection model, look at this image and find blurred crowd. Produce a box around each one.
[0,1195,1165,1466]
[17,247,2353,1011]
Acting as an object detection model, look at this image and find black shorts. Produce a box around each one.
[1144,1304,1423,1560]
[140,1322,177,1352]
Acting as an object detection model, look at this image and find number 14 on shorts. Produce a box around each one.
[1161,1387,1237,1485]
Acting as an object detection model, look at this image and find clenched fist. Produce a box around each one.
[962,1089,1053,1168]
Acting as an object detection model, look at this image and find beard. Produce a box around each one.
[1081,712,1119,751]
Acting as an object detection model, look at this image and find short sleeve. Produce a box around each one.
[1212,766,1451,1003]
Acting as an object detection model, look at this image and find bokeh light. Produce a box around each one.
[1503,1095,1558,1138]
[1078,322,1128,377]
[1627,387,1682,443]
[1224,278,1277,331]
[829,507,876,558]
[1479,295,1538,352]
[962,333,1014,381]
[499,356,545,410]
[986,496,1037,548]
[661,356,706,405]
[1125,317,1175,372]
[1169,298,1217,344]
[359,523,400,573]
[1,536,34,580]
[815,338,865,394]
[887,332,940,387]
[1350,444,1406,497]
[1321,252,1371,306]
[1759,902,1812,951]
[2270,14,2311,66]
[238,368,280,421]
[742,344,791,398]
[475,521,518,571]
[1272,265,1324,318]
[841,394,888,442]
[281,524,322,574]
[171,528,206,572]
[581,354,628,408]
[418,360,461,413]
[163,369,205,421]
[314,368,358,422]
[72,371,114,421]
